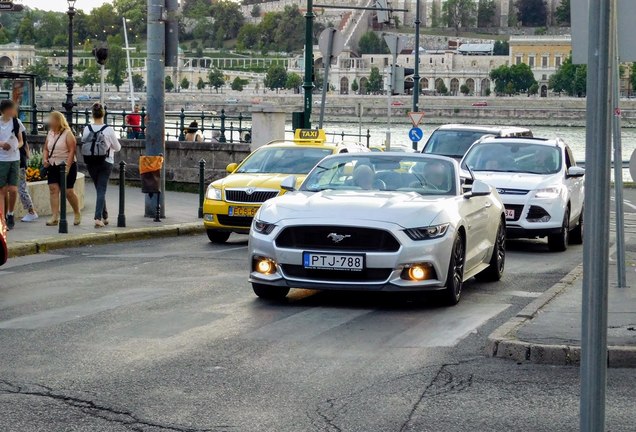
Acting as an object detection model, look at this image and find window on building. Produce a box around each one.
[429,58,432,64]
[542,74,548,81]
[555,56,562,68]
[441,58,444,64]
[516,56,522,65]
[528,56,535,68]
[542,56,548,68]
[406,58,409,63]
[384,58,389,66]
[370,57,374,64]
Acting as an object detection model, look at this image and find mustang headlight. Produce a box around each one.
[534,186,562,199]
[404,223,449,241]
[206,187,222,200]
[253,219,276,235]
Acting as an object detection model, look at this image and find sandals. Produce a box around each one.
[46,218,59,226]
[74,213,82,226]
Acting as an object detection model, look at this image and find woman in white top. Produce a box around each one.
[42,111,81,226]
[81,103,121,228]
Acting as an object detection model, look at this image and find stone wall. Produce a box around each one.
[27,136,252,185]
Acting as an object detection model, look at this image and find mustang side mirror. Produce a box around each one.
[281,175,297,192]
[464,180,491,198]
[567,166,585,178]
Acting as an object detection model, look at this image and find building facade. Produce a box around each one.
[0,44,36,71]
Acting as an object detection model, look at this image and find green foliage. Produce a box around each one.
[555,0,571,26]
[285,72,303,91]
[208,68,226,92]
[351,79,359,93]
[489,63,538,95]
[477,0,497,28]
[106,37,126,92]
[442,0,477,34]
[529,82,539,95]
[238,6,304,53]
[431,1,441,28]
[236,23,260,51]
[209,0,245,48]
[28,150,44,171]
[436,80,448,95]
[132,74,145,92]
[367,67,384,94]
[548,56,587,97]
[460,84,470,95]
[197,77,206,90]
[25,59,50,90]
[358,31,389,54]
[264,64,288,90]
[180,77,190,90]
[250,5,262,18]
[631,63,636,96]
[516,0,547,27]
[113,0,146,37]
[79,64,100,89]
[493,40,510,56]
[165,76,175,92]
[182,0,211,18]
[231,76,249,91]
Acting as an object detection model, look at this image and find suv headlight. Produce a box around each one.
[404,223,449,240]
[534,186,562,199]
[253,219,276,235]
[206,187,222,200]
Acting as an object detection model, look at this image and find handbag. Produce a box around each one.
[41,132,63,178]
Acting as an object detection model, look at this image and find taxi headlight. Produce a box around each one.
[253,219,276,235]
[206,187,222,200]
[404,223,449,241]
[534,186,561,199]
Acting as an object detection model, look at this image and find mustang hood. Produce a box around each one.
[474,172,561,191]
[259,190,450,228]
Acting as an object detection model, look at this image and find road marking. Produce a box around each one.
[505,290,543,298]
[0,288,171,329]
[610,196,636,211]
[386,302,510,348]
[85,246,248,259]
[0,270,14,275]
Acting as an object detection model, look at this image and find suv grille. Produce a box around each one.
[505,204,525,221]
[496,188,529,195]
[216,215,253,227]
[276,226,401,252]
[225,189,278,203]
[281,265,392,283]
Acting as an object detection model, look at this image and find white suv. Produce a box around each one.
[461,137,584,251]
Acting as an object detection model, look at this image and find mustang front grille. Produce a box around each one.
[275,226,401,252]
[281,265,393,283]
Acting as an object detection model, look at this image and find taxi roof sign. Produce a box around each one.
[294,129,327,143]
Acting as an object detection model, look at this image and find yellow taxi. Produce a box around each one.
[203,129,369,243]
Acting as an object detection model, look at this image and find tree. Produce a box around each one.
[132,74,145,92]
[493,40,510,55]
[442,0,477,34]
[264,64,288,91]
[555,0,571,25]
[209,0,245,48]
[549,55,587,97]
[250,4,261,17]
[113,0,146,38]
[208,68,226,93]
[477,0,497,28]
[460,84,470,95]
[197,77,206,90]
[631,63,636,96]
[431,1,441,28]
[182,0,210,18]
[26,59,50,90]
[165,76,175,92]
[437,81,448,95]
[490,63,538,95]
[516,0,547,27]
[358,31,389,54]
[79,64,100,90]
[367,67,384,94]
[180,77,190,90]
[231,76,249,91]
[351,79,359,94]
[529,82,539,95]
[237,23,260,50]
[285,72,303,93]
[106,38,126,91]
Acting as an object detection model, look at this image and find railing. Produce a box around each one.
[26,106,252,144]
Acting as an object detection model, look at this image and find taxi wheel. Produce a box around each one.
[252,283,290,300]
[207,230,231,244]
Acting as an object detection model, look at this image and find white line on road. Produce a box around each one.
[505,290,543,298]
[610,196,636,211]
[85,245,248,259]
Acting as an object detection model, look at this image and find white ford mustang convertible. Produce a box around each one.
[248,153,507,305]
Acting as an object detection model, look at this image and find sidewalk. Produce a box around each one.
[488,252,636,368]
[6,184,204,257]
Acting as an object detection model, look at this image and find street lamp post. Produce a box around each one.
[302,0,314,128]
[62,0,76,128]
[412,0,421,150]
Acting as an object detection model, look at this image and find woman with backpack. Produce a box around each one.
[42,111,81,226]
[81,103,121,228]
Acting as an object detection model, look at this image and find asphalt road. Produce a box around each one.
[0,233,635,432]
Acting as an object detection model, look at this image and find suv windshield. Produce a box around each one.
[237,147,333,174]
[302,155,457,196]
[423,130,491,158]
[463,142,562,175]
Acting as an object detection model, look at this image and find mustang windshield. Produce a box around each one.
[237,146,333,174]
[463,142,562,175]
[302,155,457,196]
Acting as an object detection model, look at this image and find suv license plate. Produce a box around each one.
[303,252,364,271]
[505,209,515,219]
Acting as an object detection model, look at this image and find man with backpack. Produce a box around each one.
[0,100,24,230]
[81,103,121,228]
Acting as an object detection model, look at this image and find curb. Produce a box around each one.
[7,222,206,258]
[487,264,636,368]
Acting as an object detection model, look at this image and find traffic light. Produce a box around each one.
[92,46,108,66]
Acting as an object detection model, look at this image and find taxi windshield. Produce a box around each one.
[302,155,457,196]
[236,146,333,174]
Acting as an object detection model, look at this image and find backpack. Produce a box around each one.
[81,125,110,164]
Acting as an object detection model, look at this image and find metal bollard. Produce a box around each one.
[198,159,206,218]
[59,162,68,234]
[117,161,126,227]
[219,109,227,143]
[178,108,186,141]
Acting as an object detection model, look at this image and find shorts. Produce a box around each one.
[0,160,19,187]
[47,161,78,189]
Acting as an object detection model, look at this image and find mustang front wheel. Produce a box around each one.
[441,235,465,306]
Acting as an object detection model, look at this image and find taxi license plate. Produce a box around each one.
[303,252,364,271]
[505,209,515,220]
[228,206,258,217]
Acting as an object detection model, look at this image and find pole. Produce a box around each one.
[62,4,75,128]
[580,0,612,430]
[412,0,421,151]
[117,161,126,228]
[146,0,166,217]
[58,162,68,234]
[386,43,398,151]
[610,1,626,288]
[122,17,135,111]
[100,64,105,105]
[318,28,335,129]
[302,0,315,128]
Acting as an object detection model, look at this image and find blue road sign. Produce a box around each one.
[409,127,423,142]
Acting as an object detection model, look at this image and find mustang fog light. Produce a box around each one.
[401,264,435,281]
[254,257,277,275]
[204,214,214,222]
